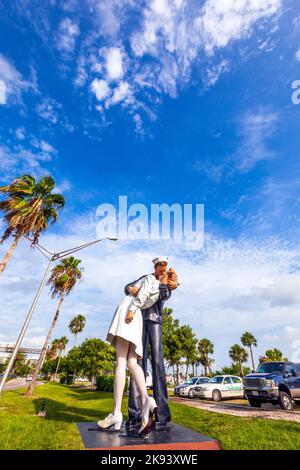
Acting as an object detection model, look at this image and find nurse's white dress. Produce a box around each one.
[106,274,160,359]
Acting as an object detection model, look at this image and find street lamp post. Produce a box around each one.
[0,237,117,395]
[0,257,53,394]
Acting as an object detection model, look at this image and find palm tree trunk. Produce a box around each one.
[176,363,179,384]
[74,334,77,346]
[54,354,62,380]
[25,292,65,396]
[0,235,21,274]
[250,346,255,371]
[239,360,244,377]
[185,363,189,380]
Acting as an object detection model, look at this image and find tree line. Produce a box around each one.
[161,308,288,381]
[0,307,289,385]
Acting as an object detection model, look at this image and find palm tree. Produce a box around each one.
[229,344,248,377]
[193,353,203,377]
[0,174,65,273]
[12,351,27,374]
[68,314,86,384]
[53,336,69,380]
[25,256,83,396]
[206,357,215,376]
[46,339,60,361]
[198,338,214,376]
[68,314,86,345]
[260,348,288,362]
[241,331,257,371]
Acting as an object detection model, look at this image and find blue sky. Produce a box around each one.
[1,0,300,371]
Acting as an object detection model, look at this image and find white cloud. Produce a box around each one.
[91,78,111,101]
[133,113,144,134]
[2,1,283,125]
[109,81,131,105]
[202,0,282,54]
[262,334,279,343]
[295,48,300,61]
[129,0,282,94]
[130,0,202,95]
[284,326,299,337]
[205,59,230,87]
[36,97,61,124]
[35,96,74,132]
[74,54,88,87]
[105,47,124,81]
[83,0,282,130]
[56,18,80,54]
[38,140,56,154]
[196,108,280,180]
[54,179,72,193]
[0,53,36,104]
[86,0,135,36]
[255,278,300,307]
[0,79,6,104]
[234,108,279,172]
[15,127,25,140]
[0,140,56,182]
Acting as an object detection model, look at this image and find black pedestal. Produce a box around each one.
[76,422,221,450]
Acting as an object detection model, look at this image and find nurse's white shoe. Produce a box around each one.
[139,397,158,435]
[97,412,123,431]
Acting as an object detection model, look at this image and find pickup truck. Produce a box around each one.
[243,361,300,410]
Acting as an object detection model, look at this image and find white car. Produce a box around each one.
[193,375,244,401]
[174,377,212,398]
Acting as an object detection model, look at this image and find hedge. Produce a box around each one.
[96,374,129,392]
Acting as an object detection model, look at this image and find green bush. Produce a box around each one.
[66,374,74,385]
[59,374,74,385]
[96,375,128,392]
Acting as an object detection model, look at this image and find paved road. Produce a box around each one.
[3,378,44,391]
[170,397,300,423]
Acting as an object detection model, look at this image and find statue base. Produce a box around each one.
[76,422,221,450]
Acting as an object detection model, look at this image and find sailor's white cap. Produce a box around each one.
[152,256,168,266]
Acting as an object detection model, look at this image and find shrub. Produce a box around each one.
[59,374,74,385]
[96,375,128,392]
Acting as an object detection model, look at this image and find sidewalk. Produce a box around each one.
[3,378,44,391]
[170,397,300,423]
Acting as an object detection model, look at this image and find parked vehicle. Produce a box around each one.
[193,375,244,401]
[243,361,300,410]
[174,377,212,398]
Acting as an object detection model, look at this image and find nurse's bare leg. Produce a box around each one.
[127,343,148,408]
[113,337,130,415]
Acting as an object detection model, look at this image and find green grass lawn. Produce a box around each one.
[0,382,300,450]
